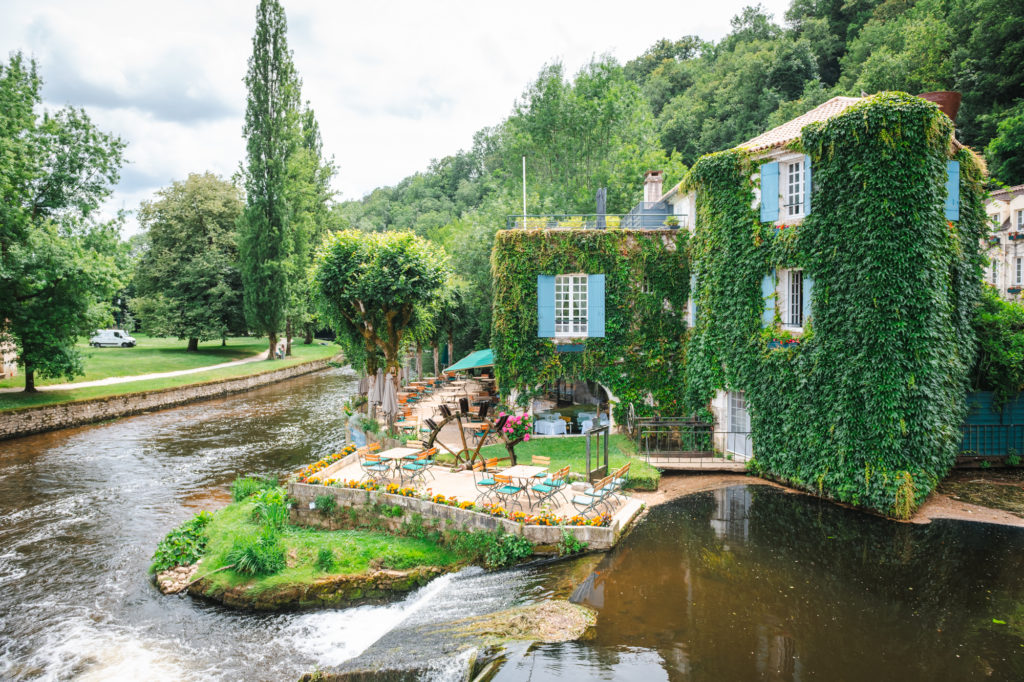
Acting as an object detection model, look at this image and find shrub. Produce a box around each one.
[150,511,213,573]
[225,528,287,576]
[380,504,404,518]
[1007,450,1020,467]
[557,529,588,556]
[483,533,533,569]
[315,547,335,572]
[251,487,289,529]
[314,494,337,516]
[231,476,277,502]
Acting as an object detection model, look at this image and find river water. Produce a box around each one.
[2,369,1023,680]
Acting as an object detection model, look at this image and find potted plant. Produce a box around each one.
[664,216,680,228]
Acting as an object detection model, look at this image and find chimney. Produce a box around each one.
[644,170,664,203]
[917,91,961,122]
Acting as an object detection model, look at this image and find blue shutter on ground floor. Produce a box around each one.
[802,274,813,323]
[587,274,605,337]
[761,270,776,327]
[945,160,960,221]
[537,275,555,337]
[760,162,779,222]
[803,155,812,216]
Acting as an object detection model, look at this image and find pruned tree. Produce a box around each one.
[312,230,449,375]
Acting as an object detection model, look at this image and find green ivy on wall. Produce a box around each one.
[684,92,986,518]
[491,229,690,423]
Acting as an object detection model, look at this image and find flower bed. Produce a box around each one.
[293,445,358,483]
[296,477,614,527]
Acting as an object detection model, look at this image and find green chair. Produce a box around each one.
[530,465,570,508]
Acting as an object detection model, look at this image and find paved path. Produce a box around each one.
[0,350,269,393]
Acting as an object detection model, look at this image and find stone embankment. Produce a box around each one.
[187,565,449,611]
[0,355,340,441]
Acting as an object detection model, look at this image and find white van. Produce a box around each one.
[89,329,137,348]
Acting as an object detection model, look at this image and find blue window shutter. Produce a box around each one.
[945,160,960,221]
[761,270,775,327]
[803,155,812,216]
[588,274,605,338]
[802,274,813,323]
[689,274,697,326]
[537,275,555,338]
[760,162,779,222]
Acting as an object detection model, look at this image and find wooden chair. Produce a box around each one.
[472,459,498,503]
[530,465,571,508]
[571,475,615,516]
[400,448,437,486]
[531,455,551,480]
[493,474,525,510]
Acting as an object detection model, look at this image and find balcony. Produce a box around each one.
[505,203,676,231]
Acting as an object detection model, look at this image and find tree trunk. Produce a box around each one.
[447,330,454,369]
[285,320,292,357]
[221,336,227,346]
[24,367,35,393]
[187,337,199,352]
[303,322,313,345]
[268,331,277,360]
[416,343,423,379]
[432,343,440,376]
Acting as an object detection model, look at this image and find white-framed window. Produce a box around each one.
[990,213,1001,227]
[1017,210,1024,229]
[786,161,803,217]
[1017,257,1023,285]
[554,274,588,337]
[992,260,998,285]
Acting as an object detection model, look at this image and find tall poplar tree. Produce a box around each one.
[239,0,300,360]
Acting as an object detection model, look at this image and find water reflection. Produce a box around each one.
[515,485,1024,682]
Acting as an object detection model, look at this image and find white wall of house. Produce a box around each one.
[1,341,16,379]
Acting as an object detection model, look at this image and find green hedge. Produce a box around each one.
[684,92,986,517]
[491,229,689,423]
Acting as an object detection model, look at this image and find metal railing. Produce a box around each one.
[959,424,1024,458]
[504,213,678,230]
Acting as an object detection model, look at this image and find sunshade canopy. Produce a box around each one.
[444,349,494,373]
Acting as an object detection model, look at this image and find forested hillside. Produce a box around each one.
[335,0,1024,357]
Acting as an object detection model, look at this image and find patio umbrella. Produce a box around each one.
[358,374,368,395]
[381,371,399,423]
[368,368,384,405]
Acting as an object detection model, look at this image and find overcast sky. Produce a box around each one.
[0,0,792,234]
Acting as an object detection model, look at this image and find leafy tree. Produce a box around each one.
[971,287,1024,409]
[132,173,246,350]
[984,100,1024,185]
[0,53,126,391]
[284,105,335,351]
[312,230,449,375]
[239,0,301,360]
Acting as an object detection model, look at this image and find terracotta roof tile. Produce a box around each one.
[990,184,1024,201]
[738,96,864,153]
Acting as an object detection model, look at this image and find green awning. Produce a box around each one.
[444,349,494,373]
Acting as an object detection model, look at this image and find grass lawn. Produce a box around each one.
[0,334,269,390]
[0,340,339,412]
[475,434,660,490]
[200,499,459,594]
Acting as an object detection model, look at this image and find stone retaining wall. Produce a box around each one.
[287,481,635,550]
[0,356,340,441]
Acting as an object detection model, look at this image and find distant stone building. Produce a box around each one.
[984,184,1024,299]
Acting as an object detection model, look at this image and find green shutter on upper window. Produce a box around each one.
[587,274,605,338]
[760,162,779,222]
[537,275,555,338]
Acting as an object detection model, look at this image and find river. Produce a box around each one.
[1,369,1023,680]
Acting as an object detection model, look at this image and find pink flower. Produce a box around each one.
[524,434,531,441]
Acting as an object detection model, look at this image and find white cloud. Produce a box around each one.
[0,0,792,234]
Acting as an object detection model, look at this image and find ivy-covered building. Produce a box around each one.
[492,92,986,517]
[685,92,986,517]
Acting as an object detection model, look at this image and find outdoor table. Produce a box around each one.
[577,411,597,423]
[500,464,549,508]
[378,447,421,477]
[535,419,567,436]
